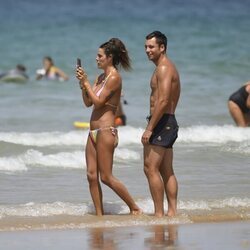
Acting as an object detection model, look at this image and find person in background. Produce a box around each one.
[141,31,180,217]
[115,92,127,126]
[228,82,250,127]
[76,38,141,216]
[36,56,69,81]
[0,64,28,82]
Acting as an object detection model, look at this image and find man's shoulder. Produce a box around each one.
[156,61,174,75]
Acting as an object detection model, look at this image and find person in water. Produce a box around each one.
[228,82,250,127]
[36,56,69,81]
[0,64,28,81]
[115,92,127,126]
[76,38,141,216]
[141,31,180,217]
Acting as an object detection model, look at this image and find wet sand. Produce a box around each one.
[0,220,249,250]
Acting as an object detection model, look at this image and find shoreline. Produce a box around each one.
[1,208,249,232]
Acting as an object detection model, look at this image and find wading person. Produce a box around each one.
[228,82,250,127]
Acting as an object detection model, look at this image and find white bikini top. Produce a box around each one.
[95,72,111,97]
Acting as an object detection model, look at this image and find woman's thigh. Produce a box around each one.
[96,129,116,175]
[86,136,98,178]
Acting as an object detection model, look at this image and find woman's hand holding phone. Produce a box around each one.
[76,58,89,90]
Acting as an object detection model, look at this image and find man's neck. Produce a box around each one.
[154,53,167,66]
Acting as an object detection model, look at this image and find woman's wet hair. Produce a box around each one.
[100,38,131,71]
[146,31,168,52]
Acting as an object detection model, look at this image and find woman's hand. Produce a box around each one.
[76,67,89,89]
[76,67,88,81]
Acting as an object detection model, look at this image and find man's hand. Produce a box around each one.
[141,130,153,145]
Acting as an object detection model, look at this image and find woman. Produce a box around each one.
[36,56,69,81]
[76,38,141,215]
[228,82,250,127]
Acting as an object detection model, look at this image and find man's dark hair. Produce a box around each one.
[146,31,168,52]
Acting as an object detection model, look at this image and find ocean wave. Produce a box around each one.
[179,125,250,144]
[1,197,249,231]
[222,141,250,155]
[0,125,249,147]
[0,148,141,172]
[0,157,28,172]
[0,197,249,219]
[0,131,86,147]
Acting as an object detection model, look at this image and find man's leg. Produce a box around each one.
[160,149,178,216]
[144,144,165,217]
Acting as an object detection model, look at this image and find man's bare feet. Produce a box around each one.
[166,210,176,217]
[154,212,164,218]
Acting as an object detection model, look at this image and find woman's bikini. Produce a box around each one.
[89,72,118,146]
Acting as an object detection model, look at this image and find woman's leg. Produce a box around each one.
[97,129,141,214]
[86,136,103,215]
[228,101,247,127]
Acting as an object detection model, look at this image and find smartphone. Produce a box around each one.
[76,58,81,67]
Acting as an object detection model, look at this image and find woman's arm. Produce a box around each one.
[83,74,120,109]
[80,82,93,107]
[76,67,93,107]
[55,67,69,81]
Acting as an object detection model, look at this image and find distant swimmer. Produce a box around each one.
[0,64,28,83]
[228,82,250,127]
[36,56,69,81]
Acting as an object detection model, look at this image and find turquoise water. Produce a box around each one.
[0,0,249,228]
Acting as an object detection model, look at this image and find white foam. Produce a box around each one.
[0,197,249,219]
[222,141,250,155]
[179,197,250,210]
[179,125,250,144]
[0,131,87,147]
[115,148,141,162]
[0,157,28,172]
[0,148,141,172]
[0,202,88,218]
[0,125,249,147]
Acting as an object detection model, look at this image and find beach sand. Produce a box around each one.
[0,219,249,250]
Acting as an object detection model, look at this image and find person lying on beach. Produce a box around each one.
[36,56,69,81]
[228,81,250,127]
[76,38,141,216]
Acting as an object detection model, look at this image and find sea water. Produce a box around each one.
[0,0,250,229]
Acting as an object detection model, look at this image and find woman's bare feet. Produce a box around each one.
[130,205,143,215]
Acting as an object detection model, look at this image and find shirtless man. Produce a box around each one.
[141,31,181,217]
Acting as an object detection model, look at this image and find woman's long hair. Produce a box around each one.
[100,38,131,71]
